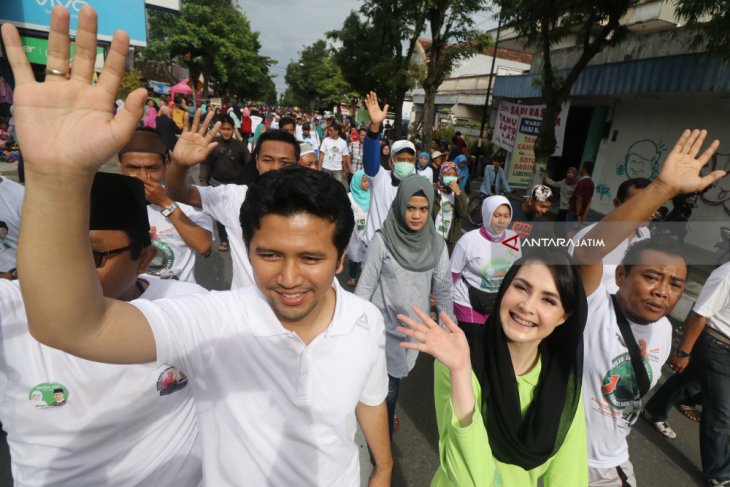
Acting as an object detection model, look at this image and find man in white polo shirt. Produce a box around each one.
[573,129,725,486]
[362,91,418,246]
[166,118,300,289]
[0,172,204,486]
[4,11,393,482]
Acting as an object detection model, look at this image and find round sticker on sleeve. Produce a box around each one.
[156,367,188,396]
[29,383,69,409]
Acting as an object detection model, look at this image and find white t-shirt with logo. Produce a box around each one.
[0,277,206,487]
[451,229,522,309]
[365,168,398,246]
[348,193,368,263]
[571,224,650,294]
[145,203,213,283]
[694,261,730,337]
[320,137,350,171]
[0,177,24,272]
[582,283,672,468]
[133,281,388,486]
[197,184,254,289]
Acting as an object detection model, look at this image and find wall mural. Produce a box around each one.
[596,183,612,200]
[616,139,666,180]
[700,152,730,217]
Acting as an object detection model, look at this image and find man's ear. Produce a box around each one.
[336,252,346,275]
[136,245,157,275]
[616,265,627,287]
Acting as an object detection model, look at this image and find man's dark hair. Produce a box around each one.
[302,122,311,130]
[620,238,685,275]
[252,129,300,161]
[492,154,505,163]
[219,114,235,127]
[279,116,296,129]
[241,165,354,258]
[581,161,595,176]
[330,121,341,132]
[616,177,651,203]
[0,221,7,230]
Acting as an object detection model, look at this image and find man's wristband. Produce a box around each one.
[675,349,691,358]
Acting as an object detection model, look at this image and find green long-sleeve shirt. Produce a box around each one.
[431,359,588,487]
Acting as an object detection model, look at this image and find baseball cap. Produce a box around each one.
[391,140,416,155]
[529,184,553,202]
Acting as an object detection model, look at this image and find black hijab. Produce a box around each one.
[476,249,587,470]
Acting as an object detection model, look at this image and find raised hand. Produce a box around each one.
[397,308,471,374]
[0,6,146,177]
[365,91,389,131]
[656,129,725,196]
[171,109,221,167]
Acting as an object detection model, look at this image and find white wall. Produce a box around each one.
[591,95,730,252]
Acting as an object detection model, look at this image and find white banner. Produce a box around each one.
[492,100,570,156]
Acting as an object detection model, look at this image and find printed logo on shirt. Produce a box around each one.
[357,218,366,232]
[0,220,10,252]
[29,382,69,409]
[600,338,652,428]
[148,230,176,279]
[480,254,518,293]
[510,221,534,240]
[156,367,188,396]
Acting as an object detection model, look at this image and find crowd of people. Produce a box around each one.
[0,5,729,487]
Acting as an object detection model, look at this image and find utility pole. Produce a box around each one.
[478,15,502,144]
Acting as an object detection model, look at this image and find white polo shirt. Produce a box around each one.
[0,277,206,487]
[133,280,388,486]
[694,261,730,337]
[197,184,254,289]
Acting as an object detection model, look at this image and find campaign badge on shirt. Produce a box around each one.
[29,382,69,409]
[148,226,177,279]
[601,337,652,428]
[156,367,188,396]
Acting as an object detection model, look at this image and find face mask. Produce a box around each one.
[442,176,458,185]
[393,162,416,180]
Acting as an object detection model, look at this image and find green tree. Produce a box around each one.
[675,1,730,57]
[118,68,146,99]
[494,0,632,182]
[420,0,491,151]
[284,40,352,111]
[328,2,427,138]
[143,0,274,101]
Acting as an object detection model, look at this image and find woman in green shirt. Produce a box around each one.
[397,249,588,486]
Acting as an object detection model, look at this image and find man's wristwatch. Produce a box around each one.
[160,202,179,217]
[676,349,691,358]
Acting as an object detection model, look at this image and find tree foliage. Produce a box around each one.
[143,0,274,100]
[420,0,491,150]
[675,0,730,58]
[328,1,428,137]
[283,40,352,110]
[494,0,632,165]
[119,68,146,99]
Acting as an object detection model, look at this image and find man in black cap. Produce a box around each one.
[0,172,205,485]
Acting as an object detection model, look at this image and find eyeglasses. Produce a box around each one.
[92,245,132,268]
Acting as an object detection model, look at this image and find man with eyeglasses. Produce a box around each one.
[166,117,300,289]
[118,127,213,283]
[0,172,205,486]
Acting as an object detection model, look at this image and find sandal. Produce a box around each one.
[677,403,701,423]
[218,242,229,252]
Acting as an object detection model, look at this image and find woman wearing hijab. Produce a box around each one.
[143,99,158,129]
[346,170,370,288]
[380,143,391,171]
[398,248,588,486]
[454,154,470,192]
[355,175,455,438]
[544,166,578,222]
[450,196,522,374]
[417,152,434,181]
[432,161,468,254]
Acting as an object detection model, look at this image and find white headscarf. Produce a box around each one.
[481,195,513,241]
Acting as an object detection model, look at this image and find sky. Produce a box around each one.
[238,0,498,96]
